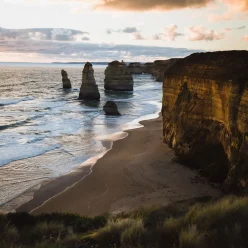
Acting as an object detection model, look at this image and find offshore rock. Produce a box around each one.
[61,69,72,89]
[79,62,100,100]
[104,61,133,91]
[103,101,121,116]
[128,62,143,74]
[162,51,248,192]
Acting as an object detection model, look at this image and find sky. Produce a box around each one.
[0,0,248,62]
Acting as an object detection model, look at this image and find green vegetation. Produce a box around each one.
[1,196,248,247]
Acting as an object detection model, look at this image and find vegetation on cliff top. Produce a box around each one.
[1,196,248,248]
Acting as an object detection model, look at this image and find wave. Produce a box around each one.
[0,97,34,106]
[0,114,44,131]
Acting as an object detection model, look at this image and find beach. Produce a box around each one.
[18,115,221,216]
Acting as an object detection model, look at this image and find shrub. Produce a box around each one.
[34,221,66,240]
[120,219,146,247]
[179,225,206,248]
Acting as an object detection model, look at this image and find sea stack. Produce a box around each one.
[128,62,143,74]
[61,69,72,89]
[104,61,133,91]
[79,62,100,100]
[103,101,121,116]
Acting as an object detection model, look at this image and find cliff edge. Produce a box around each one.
[162,51,248,192]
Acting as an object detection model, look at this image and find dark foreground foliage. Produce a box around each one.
[1,196,248,248]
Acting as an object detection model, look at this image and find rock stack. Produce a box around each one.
[61,69,72,89]
[128,62,143,74]
[104,61,133,91]
[79,62,100,100]
[103,101,121,116]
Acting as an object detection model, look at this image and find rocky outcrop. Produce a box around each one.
[143,59,181,81]
[143,62,155,75]
[104,61,133,91]
[61,69,72,89]
[162,51,248,193]
[79,62,100,100]
[153,59,181,82]
[128,62,143,74]
[103,101,121,116]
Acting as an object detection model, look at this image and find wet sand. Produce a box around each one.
[18,115,221,216]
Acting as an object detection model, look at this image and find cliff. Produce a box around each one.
[143,59,181,82]
[162,51,248,192]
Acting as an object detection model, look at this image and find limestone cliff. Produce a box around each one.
[162,51,248,192]
[143,59,181,82]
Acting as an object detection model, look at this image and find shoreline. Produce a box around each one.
[18,114,221,216]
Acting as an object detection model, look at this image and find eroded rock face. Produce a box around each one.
[128,62,143,74]
[153,59,181,82]
[61,69,72,89]
[79,62,100,100]
[103,101,121,116]
[104,61,133,91]
[162,51,248,192]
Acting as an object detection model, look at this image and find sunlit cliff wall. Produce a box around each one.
[162,51,248,192]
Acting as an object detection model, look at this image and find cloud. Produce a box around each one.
[225,25,246,31]
[106,27,139,34]
[0,27,89,42]
[122,27,139,33]
[0,39,204,62]
[95,0,212,11]
[243,35,248,41]
[208,0,248,22]
[133,33,145,40]
[186,26,226,41]
[153,25,183,41]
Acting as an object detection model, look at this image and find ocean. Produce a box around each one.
[0,62,162,212]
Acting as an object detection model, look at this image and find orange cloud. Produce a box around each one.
[95,0,213,11]
[244,35,248,41]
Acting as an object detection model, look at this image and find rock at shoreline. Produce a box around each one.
[162,50,248,192]
[128,62,143,74]
[61,69,72,89]
[79,62,100,100]
[103,101,121,116]
[104,61,133,91]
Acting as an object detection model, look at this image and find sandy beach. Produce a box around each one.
[18,115,221,216]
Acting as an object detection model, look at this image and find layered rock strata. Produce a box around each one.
[79,62,100,100]
[103,101,121,116]
[104,61,133,91]
[128,62,143,74]
[61,69,72,89]
[162,51,248,192]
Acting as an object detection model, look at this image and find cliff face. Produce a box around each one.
[153,59,181,82]
[162,51,248,192]
[143,59,181,82]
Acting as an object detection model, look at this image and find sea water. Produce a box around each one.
[0,63,162,211]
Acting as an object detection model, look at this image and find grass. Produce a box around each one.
[1,196,248,247]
